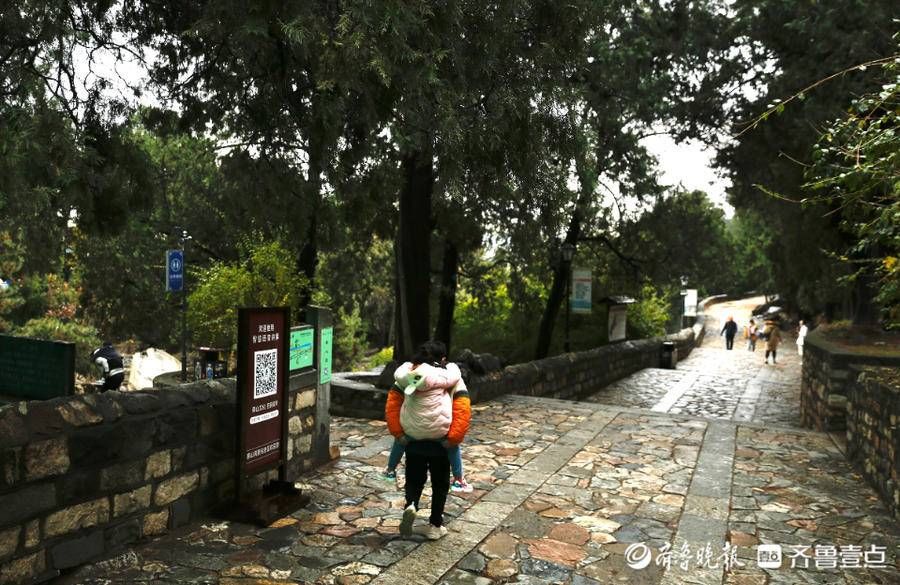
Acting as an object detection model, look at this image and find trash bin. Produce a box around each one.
[661,341,678,369]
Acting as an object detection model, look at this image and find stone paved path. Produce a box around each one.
[61,299,899,585]
[585,296,803,427]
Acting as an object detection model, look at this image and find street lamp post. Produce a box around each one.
[176,228,192,382]
[561,242,576,353]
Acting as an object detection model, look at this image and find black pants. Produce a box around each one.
[405,451,450,527]
[102,372,124,391]
[725,335,735,350]
[765,349,777,363]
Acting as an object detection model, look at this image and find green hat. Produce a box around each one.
[400,372,427,396]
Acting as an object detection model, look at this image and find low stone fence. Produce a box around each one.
[332,325,703,419]
[846,368,899,520]
[800,332,900,431]
[0,372,329,584]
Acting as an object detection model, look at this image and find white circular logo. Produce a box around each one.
[624,543,652,570]
[170,257,182,272]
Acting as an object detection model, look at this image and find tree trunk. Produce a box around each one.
[534,234,577,360]
[534,156,596,360]
[393,148,434,360]
[434,239,459,353]
[297,214,318,307]
[851,269,879,326]
[297,135,323,308]
[535,263,567,359]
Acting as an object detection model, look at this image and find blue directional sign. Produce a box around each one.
[166,250,184,292]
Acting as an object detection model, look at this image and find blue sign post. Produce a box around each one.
[167,246,187,381]
[166,250,184,292]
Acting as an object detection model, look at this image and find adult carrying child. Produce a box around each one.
[384,341,472,540]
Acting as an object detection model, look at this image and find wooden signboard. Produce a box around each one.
[237,307,289,477]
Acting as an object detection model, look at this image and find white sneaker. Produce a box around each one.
[450,478,474,493]
[413,523,448,540]
[399,504,417,536]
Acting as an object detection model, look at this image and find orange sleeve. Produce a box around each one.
[385,387,405,438]
[446,394,471,445]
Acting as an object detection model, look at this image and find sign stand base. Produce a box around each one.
[224,481,310,527]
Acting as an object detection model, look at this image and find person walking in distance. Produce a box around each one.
[747,318,759,352]
[720,316,738,350]
[763,320,782,364]
[384,341,471,540]
[796,320,809,358]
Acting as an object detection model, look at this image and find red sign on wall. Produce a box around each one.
[237,307,289,476]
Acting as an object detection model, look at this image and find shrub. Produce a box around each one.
[627,284,670,339]
[16,317,101,375]
[334,303,367,371]
[363,346,395,369]
[188,239,309,350]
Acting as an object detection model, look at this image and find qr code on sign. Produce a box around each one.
[253,349,278,399]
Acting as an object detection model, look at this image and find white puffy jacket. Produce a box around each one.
[396,362,461,440]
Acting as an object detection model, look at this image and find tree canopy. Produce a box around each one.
[2,0,890,375]
[721,0,897,322]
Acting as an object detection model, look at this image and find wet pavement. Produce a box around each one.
[584,296,803,427]
[61,298,898,584]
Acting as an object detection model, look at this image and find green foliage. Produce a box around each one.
[6,0,890,370]
[359,347,395,370]
[453,274,517,358]
[333,304,367,371]
[0,231,26,332]
[0,246,100,376]
[16,317,101,376]
[726,209,776,295]
[188,240,309,350]
[1,229,99,374]
[452,262,547,363]
[316,237,394,348]
[74,219,180,348]
[627,285,671,339]
[615,190,740,296]
[722,0,897,318]
[804,57,900,328]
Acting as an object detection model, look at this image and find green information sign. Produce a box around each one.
[319,326,333,384]
[290,327,314,371]
[0,335,75,400]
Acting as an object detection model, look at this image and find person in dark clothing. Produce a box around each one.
[91,342,125,391]
[720,316,738,350]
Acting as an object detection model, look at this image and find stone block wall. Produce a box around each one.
[331,326,701,419]
[846,367,899,520]
[800,332,900,432]
[0,373,328,584]
[330,375,388,420]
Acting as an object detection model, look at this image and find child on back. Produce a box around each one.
[383,341,474,492]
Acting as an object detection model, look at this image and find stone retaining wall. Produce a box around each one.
[800,332,900,431]
[846,367,900,520]
[332,325,703,420]
[0,373,329,584]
